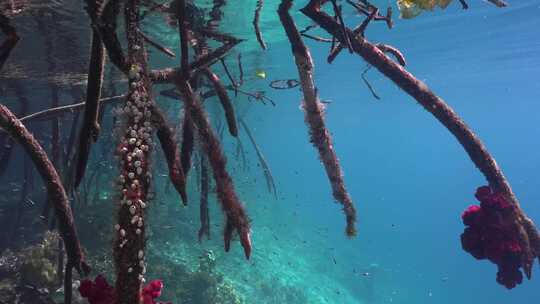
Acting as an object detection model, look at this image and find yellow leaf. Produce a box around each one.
[397,0,455,19]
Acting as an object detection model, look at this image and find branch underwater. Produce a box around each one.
[0,0,537,303]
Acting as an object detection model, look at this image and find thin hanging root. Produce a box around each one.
[176,0,250,257]
[198,155,210,242]
[0,133,14,176]
[0,104,90,276]
[301,0,540,278]
[458,0,469,9]
[176,76,252,259]
[181,111,195,176]
[203,68,238,137]
[74,30,105,189]
[253,0,267,50]
[153,108,188,204]
[138,28,176,58]
[0,13,19,72]
[361,65,380,100]
[98,0,128,72]
[219,58,238,96]
[279,0,357,237]
[238,118,277,199]
[235,137,248,171]
[64,262,72,304]
[237,53,244,86]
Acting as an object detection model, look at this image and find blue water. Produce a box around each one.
[1,0,539,303]
[207,0,540,303]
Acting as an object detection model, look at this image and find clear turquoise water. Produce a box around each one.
[1,0,539,303]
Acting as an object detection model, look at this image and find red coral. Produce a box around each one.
[79,276,170,304]
[461,186,524,289]
[78,275,115,304]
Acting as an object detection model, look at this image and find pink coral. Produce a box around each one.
[78,275,115,304]
[79,276,170,304]
[461,186,524,289]
[142,280,165,304]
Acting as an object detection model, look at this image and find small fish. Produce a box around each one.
[332,257,337,265]
[25,198,36,206]
[255,69,266,79]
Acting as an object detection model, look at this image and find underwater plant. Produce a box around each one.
[0,0,539,303]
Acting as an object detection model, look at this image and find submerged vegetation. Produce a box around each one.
[0,0,537,303]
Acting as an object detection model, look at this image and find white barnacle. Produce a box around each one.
[133,179,140,186]
[128,267,133,273]
[134,160,141,167]
[131,215,139,224]
[130,130,137,137]
[136,167,143,175]
[137,218,143,227]
[128,138,137,145]
[139,201,147,209]
[120,229,126,237]
[138,250,144,259]
[128,172,135,179]
[129,205,137,215]
[126,200,133,206]
[139,260,145,267]
[114,224,120,231]
[136,228,142,235]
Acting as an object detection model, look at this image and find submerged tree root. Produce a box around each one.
[0,104,90,277]
[279,0,357,237]
[198,154,210,242]
[203,68,238,137]
[177,77,252,259]
[302,0,539,285]
[153,108,188,204]
[0,13,19,72]
[253,0,267,50]
[74,30,106,189]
